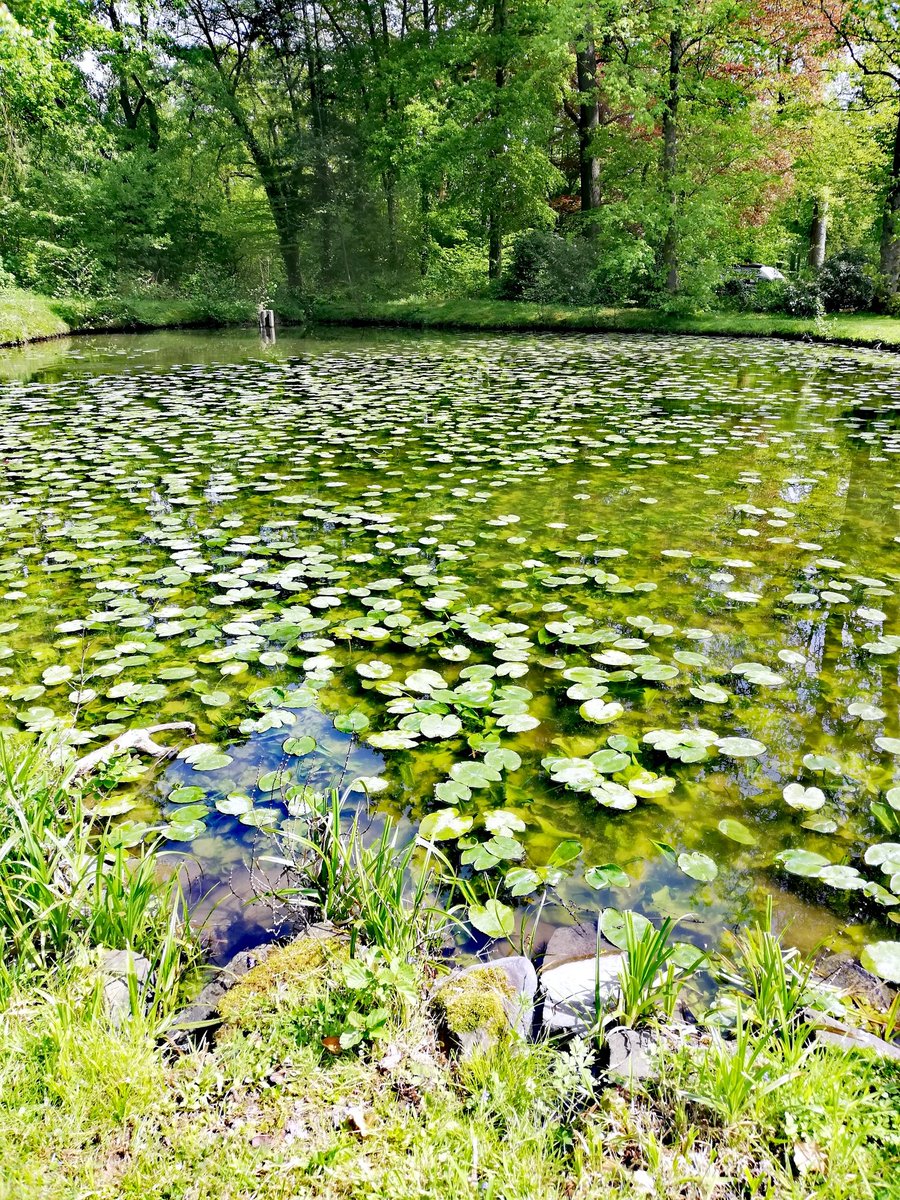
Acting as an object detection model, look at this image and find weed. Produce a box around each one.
[616,913,703,1028]
[716,900,815,1060]
[268,788,458,961]
[0,733,196,1026]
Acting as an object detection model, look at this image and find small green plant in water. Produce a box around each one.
[268,787,458,961]
[716,899,816,1061]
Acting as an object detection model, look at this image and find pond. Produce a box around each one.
[2,326,900,965]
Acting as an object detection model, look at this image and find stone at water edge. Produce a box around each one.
[540,952,624,1036]
[167,921,340,1048]
[605,1026,658,1081]
[815,952,894,1011]
[433,956,537,1058]
[541,921,604,970]
[99,948,151,1025]
[540,921,624,1036]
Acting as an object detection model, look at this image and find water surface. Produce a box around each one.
[2,327,899,961]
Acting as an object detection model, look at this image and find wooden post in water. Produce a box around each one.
[258,307,276,342]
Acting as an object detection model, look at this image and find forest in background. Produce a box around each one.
[2,0,900,316]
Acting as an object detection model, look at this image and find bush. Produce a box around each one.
[739,278,823,319]
[818,249,876,313]
[716,276,758,311]
[13,240,107,297]
[500,229,594,305]
[778,279,825,318]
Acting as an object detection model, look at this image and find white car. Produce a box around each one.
[732,263,786,284]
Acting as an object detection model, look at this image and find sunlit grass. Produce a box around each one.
[0,287,259,347]
[315,296,900,351]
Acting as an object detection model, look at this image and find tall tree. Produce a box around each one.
[168,0,318,290]
[823,0,900,295]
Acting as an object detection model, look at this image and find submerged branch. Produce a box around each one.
[71,723,196,779]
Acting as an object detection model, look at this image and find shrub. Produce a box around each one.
[500,229,594,305]
[716,275,758,311]
[777,279,824,318]
[818,248,876,313]
[14,239,107,297]
[719,275,828,319]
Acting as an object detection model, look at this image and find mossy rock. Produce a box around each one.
[218,934,347,1030]
[433,957,537,1058]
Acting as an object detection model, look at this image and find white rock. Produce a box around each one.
[541,952,623,1035]
[99,948,151,1024]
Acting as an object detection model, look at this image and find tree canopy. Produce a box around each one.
[1,0,899,308]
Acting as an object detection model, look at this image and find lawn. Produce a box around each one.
[314,296,900,352]
[0,287,259,346]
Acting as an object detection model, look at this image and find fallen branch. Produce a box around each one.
[71,722,196,780]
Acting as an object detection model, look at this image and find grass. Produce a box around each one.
[0,286,262,347]
[268,787,458,961]
[314,296,900,352]
[6,285,900,353]
[1,961,898,1198]
[0,740,898,1198]
[0,733,197,1025]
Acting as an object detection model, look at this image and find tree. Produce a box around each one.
[823,0,900,294]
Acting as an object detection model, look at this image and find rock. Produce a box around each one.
[434,956,537,1058]
[167,923,338,1047]
[541,951,624,1036]
[605,1025,657,1081]
[543,922,611,970]
[815,952,894,1011]
[168,944,273,1043]
[804,1011,900,1061]
[99,948,151,1024]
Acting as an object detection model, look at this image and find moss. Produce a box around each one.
[437,967,514,1038]
[217,935,347,1028]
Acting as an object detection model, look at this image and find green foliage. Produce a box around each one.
[436,966,513,1038]
[819,248,877,312]
[0,0,895,306]
[270,788,456,962]
[0,733,196,1025]
[615,914,703,1028]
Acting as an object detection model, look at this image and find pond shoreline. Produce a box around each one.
[0,287,306,349]
[314,298,900,354]
[5,288,900,354]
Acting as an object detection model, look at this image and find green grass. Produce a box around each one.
[315,296,900,352]
[0,288,72,345]
[0,738,898,1198]
[6,287,900,352]
[0,287,261,347]
[1,962,898,1199]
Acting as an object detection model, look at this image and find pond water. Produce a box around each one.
[2,326,900,965]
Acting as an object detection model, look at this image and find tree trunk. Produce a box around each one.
[488,0,506,281]
[303,0,332,280]
[384,171,398,268]
[576,39,601,227]
[881,104,900,296]
[661,28,682,294]
[262,176,305,293]
[419,183,431,277]
[807,195,828,271]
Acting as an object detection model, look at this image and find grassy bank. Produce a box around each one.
[0,287,262,347]
[6,287,900,353]
[315,297,900,351]
[2,740,898,1200]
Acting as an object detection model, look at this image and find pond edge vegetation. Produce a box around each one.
[6,287,900,355]
[2,732,899,1199]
